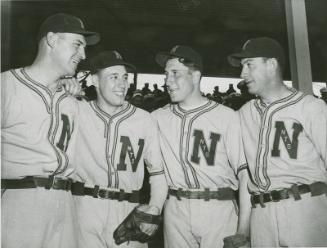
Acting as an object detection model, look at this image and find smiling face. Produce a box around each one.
[164,58,198,104]
[240,57,271,96]
[93,65,129,112]
[52,32,86,76]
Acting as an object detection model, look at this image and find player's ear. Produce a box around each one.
[267,58,278,72]
[192,70,201,85]
[45,32,58,48]
[91,74,99,88]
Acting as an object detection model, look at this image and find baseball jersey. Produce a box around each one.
[239,89,327,193]
[72,100,164,192]
[151,100,247,190]
[1,68,78,179]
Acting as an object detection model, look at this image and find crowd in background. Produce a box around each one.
[82,77,327,112]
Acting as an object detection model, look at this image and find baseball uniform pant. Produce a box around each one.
[1,187,77,248]
[163,196,238,248]
[251,193,327,247]
[74,195,148,248]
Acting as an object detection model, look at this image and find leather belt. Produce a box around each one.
[251,182,327,208]
[168,187,236,201]
[71,181,140,203]
[1,176,72,191]
[1,177,141,203]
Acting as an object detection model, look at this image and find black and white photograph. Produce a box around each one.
[1,0,327,247]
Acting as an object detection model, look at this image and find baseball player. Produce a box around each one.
[70,51,168,248]
[228,37,327,247]
[151,45,249,248]
[1,13,99,248]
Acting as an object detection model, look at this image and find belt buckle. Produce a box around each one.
[45,175,55,190]
[98,189,113,199]
[204,188,210,201]
[53,178,72,191]
[51,177,62,190]
[176,188,183,200]
[118,189,125,201]
[71,181,85,195]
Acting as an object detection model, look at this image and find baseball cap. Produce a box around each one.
[155,45,203,71]
[37,13,100,45]
[228,37,285,69]
[320,87,327,93]
[90,50,136,73]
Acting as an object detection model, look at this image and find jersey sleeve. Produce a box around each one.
[143,114,165,176]
[1,71,13,128]
[225,111,248,176]
[304,98,327,168]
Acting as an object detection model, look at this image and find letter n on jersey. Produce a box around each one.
[191,130,220,166]
[117,136,145,172]
[271,121,303,159]
[56,114,71,152]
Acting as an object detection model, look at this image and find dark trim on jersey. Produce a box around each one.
[11,69,51,113]
[176,99,212,114]
[90,102,138,189]
[254,90,298,188]
[253,90,298,188]
[260,92,306,190]
[149,170,165,176]
[171,101,220,189]
[51,93,71,175]
[253,91,306,190]
[172,105,194,188]
[111,105,135,188]
[12,69,70,176]
[89,101,108,137]
[185,102,219,189]
[237,163,248,175]
[89,101,114,186]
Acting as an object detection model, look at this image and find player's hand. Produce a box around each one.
[59,77,85,97]
[137,205,160,236]
[223,234,250,248]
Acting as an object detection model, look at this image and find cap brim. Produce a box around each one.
[155,52,174,67]
[120,62,136,72]
[155,52,203,70]
[75,30,100,45]
[228,51,254,67]
[93,61,136,73]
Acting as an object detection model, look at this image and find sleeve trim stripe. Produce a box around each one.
[237,163,248,174]
[149,170,165,176]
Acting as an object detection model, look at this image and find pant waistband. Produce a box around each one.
[168,187,236,201]
[71,181,140,203]
[1,176,72,191]
[251,182,327,208]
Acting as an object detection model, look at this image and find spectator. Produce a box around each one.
[141,82,151,96]
[320,87,327,104]
[226,83,236,95]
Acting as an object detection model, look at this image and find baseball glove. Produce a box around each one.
[113,206,162,245]
[223,234,250,248]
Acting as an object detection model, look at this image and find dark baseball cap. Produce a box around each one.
[228,37,285,69]
[90,50,136,73]
[155,45,203,71]
[37,13,100,45]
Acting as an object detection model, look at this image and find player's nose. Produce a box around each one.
[79,47,86,61]
[240,66,248,79]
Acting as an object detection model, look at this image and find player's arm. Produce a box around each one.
[224,111,251,247]
[137,115,168,235]
[236,167,251,237]
[306,99,327,167]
